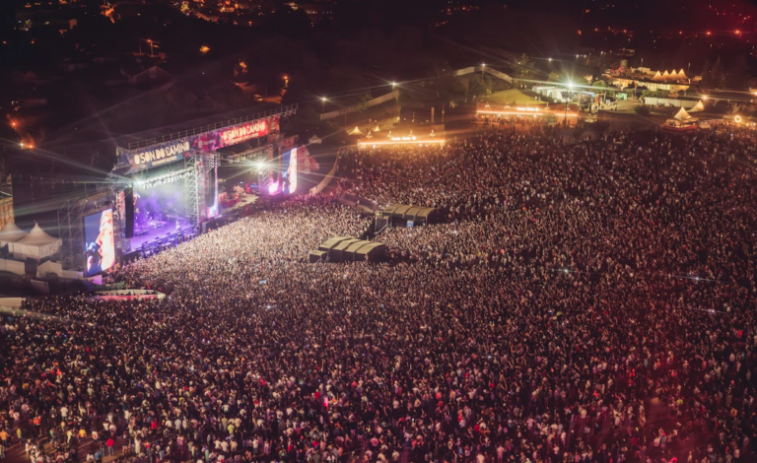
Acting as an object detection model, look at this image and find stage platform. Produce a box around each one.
[129,222,195,251]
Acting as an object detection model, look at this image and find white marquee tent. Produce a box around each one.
[10,223,62,259]
[689,100,706,112]
[673,107,694,121]
[0,222,28,247]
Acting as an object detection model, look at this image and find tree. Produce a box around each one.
[707,57,726,89]
[515,53,534,78]
[431,74,466,106]
[467,75,491,99]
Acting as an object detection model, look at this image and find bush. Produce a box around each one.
[634,105,651,116]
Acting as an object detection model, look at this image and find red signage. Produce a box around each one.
[191,115,280,153]
[219,119,268,145]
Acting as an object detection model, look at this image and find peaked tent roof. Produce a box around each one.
[348,126,364,136]
[674,107,693,121]
[0,222,28,243]
[689,101,705,112]
[16,223,59,245]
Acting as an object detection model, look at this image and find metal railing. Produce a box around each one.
[126,104,298,150]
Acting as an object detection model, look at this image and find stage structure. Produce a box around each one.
[57,105,297,271]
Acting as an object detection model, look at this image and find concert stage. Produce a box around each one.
[129,220,196,251]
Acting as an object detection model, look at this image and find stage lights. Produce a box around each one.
[133,171,192,190]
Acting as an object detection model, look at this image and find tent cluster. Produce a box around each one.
[0,222,62,260]
[651,69,689,82]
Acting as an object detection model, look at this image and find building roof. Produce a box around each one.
[484,89,548,106]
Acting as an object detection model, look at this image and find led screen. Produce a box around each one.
[84,209,115,276]
[281,148,298,194]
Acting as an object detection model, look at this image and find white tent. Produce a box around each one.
[10,223,62,259]
[678,69,687,79]
[673,107,693,121]
[652,71,663,81]
[0,222,28,247]
[689,100,705,112]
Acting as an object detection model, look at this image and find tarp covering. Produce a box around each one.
[346,241,369,258]
[416,208,437,219]
[381,204,439,223]
[354,242,386,261]
[318,236,350,252]
[10,223,62,259]
[332,239,362,262]
[309,250,327,263]
[0,222,27,246]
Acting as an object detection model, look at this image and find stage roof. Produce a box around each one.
[45,104,280,150]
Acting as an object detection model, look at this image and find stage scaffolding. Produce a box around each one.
[184,156,200,228]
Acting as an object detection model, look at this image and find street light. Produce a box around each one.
[391,81,397,89]
[321,96,327,111]
[481,63,485,80]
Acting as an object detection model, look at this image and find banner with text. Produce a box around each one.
[120,115,280,173]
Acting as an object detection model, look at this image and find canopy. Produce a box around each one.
[486,89,548,106]
[10,223,62,259]
[0,222,28,246]
[689,100,705,112]
[673,107,693,121]
[348,126,364,136]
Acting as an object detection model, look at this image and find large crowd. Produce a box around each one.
[2,127,757,463]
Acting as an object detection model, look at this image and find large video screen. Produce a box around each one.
[281,147,298,194]
[84,209,115,276]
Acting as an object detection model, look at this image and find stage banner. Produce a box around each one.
[119,139,193,173]
[192,115,279,153]
[119,115,281,172]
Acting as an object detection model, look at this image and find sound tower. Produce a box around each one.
[124,187,134,238]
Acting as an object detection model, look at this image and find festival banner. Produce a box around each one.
[119,115,281,172]
[119,139,194,173]
[192,116,279,153]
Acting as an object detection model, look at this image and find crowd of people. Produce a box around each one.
[2,127,757,463]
